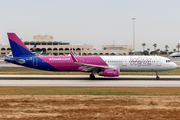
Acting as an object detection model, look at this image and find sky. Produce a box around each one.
[0,0,180,51]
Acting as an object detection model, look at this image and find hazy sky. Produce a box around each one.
[0,0,180,51]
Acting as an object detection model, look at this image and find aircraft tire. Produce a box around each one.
[156,76,160,80]
[90,74,95,80]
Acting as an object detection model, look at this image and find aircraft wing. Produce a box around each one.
[70,51,110,71]
[76,62,110,71]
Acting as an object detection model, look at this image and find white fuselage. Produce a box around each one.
[101,56,177,72]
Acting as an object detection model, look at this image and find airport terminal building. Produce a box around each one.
[0,35,132,56]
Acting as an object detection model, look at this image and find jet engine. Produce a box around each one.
[98,69,119,77]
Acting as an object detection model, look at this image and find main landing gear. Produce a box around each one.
[156,71,160,80]
[90,71,96,80]
[90,74,95,79]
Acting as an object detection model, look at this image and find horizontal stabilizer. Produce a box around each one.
[6,58,25,64]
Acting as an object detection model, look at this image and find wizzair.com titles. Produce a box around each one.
[49,58,70,61]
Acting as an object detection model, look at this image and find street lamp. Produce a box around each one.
[132,18,136,52]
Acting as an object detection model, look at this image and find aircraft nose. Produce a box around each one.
[171,62,177,69]
[4,58,8,62]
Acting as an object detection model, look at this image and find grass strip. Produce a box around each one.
[0,87,180,95]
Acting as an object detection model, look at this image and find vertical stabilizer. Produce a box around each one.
[31,43,37,52]
[7,33,35,57]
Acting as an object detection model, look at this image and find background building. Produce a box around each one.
[0,35,132,56]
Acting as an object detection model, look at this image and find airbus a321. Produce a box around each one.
[5,33,177,80]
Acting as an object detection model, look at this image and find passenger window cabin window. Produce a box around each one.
[166,60,170,62]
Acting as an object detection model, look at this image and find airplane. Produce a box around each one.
[170,52,180,58]
[5,33,177,80]
[170,43,180,58]
[5,52,13,57]
[31,43,37,54]
[6,43,37,57]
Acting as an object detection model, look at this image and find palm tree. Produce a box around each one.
[177,44,180,52]
[156,49,160,54]
[153,43,157,51]
[165,45,169,51]
[142,43,146,51]
[165,45,169,55]
[147,48,150,55]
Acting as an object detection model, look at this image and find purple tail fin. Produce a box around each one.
[7,33,35,57]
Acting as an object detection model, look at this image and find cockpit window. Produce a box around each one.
[166,60,171,62]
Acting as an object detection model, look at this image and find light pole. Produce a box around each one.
[132,18,136,52]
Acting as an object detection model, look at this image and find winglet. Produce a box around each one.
[70,51,78,63]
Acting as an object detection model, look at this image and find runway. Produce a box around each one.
[0,75,180,87]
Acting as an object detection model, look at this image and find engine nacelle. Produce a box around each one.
[98,69,119,77]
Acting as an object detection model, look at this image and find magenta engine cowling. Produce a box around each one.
[98,69,119,77]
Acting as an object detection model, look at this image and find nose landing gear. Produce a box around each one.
[156,71,160,80]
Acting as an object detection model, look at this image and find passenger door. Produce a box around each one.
[33,57,38,66]
[156,58,161,66]
[122,58,127,66]
[80,58,84,63]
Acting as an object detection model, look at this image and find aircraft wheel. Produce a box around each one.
[156,76,160,80]
[156,71,160,80]
[90,74,95,80]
